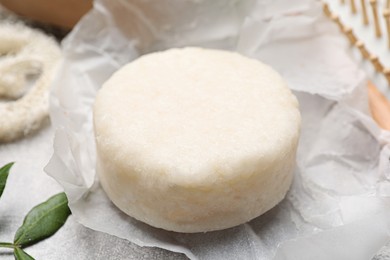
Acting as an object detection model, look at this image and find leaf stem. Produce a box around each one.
[0,242,16,249]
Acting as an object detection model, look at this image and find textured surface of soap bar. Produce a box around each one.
[93,47,301,233]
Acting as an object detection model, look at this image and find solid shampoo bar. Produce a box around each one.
[93,47,301,233]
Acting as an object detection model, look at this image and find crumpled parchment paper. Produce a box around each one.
[45,0,390,259]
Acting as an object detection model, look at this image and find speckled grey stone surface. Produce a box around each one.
[0,125,186,260]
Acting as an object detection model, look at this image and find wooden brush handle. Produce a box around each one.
[368,81,390,130]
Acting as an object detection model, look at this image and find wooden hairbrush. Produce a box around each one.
[323,0,390,130]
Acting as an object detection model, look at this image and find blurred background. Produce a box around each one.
[0,0,92,28]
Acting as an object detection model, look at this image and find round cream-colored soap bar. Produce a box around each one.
[93,47,301,233]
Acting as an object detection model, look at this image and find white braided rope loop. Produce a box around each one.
[0,23,61,142]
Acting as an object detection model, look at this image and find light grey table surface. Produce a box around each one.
[1,6,389,260]
[0,124,186,260]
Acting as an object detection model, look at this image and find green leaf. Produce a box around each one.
[0,162,14,199]
[14,192,71,248]
[14,247,35,260]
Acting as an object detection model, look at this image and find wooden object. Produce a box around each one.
[351,0,357,14]
[370,0,382,37]
[0,0,92,29]
[361,0,369,25]
[384,9,390,48]
[370,55,384,72]
[368,81,390,130]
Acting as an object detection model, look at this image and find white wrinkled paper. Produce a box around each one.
[45,0,390,259]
